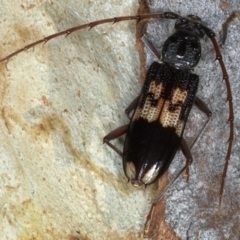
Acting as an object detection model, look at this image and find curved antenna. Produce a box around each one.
[0,12,182,63]
[201,24,234,208]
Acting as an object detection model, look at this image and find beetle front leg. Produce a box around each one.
[140,21,162,60]
[103,124,128,157]
[191,96,212,148]
[222,11,240,45]
[182,97,212,180]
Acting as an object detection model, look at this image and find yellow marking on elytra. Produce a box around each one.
[133,82,163,122]
[175,121,185,136]
[133,83,188,136]
[160,88,188,136]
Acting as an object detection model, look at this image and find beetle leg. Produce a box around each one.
[125,96,140,119]
[141,33,162,60]
[178,97,211,180]
[190,96,212,149]
[144,201,157,238]
[194,96,212,117]
[103,124,128,157]
[181,96,212,180]
[222,11,240,45]
[201,11,240,60]
[201,35,223,60]
[147,143,191,194]
[181,138,193,182]
[140,18,162,60]
[144,137,192,237]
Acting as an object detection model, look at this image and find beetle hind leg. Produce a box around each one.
[144,97,212,236]
[144,137,192,237]
[103,124,128,157]
[181,138,193,182]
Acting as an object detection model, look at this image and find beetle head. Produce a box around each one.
[174,15,205,39]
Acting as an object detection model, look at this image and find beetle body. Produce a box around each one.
[124,62,199,186]
[122,16,204,187]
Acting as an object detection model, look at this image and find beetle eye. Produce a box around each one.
[141,163,160,185]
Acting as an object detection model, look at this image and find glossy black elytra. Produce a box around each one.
[0,11,234,237]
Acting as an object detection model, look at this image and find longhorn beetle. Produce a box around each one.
[0,11,234,236]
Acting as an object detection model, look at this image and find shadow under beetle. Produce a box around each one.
[0,11,234,237]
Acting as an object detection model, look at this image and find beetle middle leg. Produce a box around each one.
[184,96,212,179]
[144,137,193,238]
[191,96,212,147]
[144,97,212,237]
